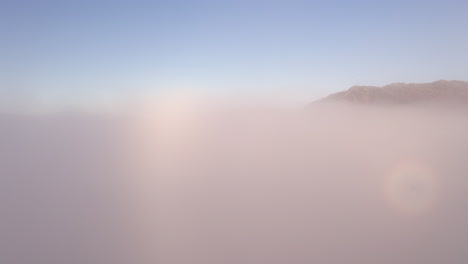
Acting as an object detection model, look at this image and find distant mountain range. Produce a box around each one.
[318,80,468,105]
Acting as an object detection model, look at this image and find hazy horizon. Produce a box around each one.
[2,0,468,112]
[2,1,468,263]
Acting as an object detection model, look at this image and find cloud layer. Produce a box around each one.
[1,101,468,264]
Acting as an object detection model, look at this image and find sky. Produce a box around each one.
[1,0,468,110]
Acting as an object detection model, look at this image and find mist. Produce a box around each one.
[2,98,468,264]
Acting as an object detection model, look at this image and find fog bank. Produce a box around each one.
[1,100,468,263]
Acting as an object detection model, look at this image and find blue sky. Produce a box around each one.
[1,0,468,109]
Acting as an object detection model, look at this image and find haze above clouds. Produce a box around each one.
[2,0,468,263]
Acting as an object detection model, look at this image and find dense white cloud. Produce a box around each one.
[1,101,468,263]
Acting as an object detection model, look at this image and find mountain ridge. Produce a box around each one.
[318,80,468,105]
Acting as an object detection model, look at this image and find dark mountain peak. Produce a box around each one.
[319,80,468,105]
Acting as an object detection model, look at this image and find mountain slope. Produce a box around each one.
[319,80,468,105]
